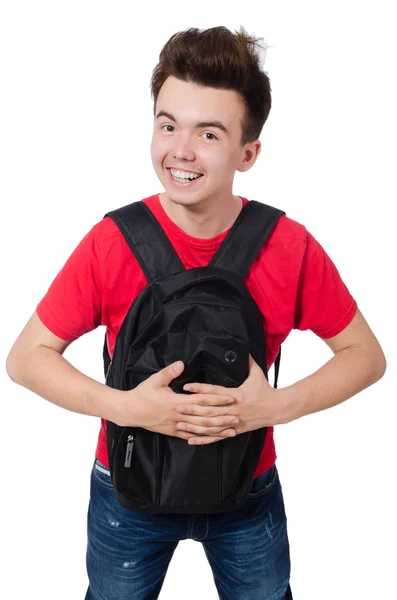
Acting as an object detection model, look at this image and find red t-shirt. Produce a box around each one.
[36,194,357,478]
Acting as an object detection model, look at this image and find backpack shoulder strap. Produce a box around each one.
[209,200,285,388]
[104,201,185,283]
[273,347,281,389]
[209,200,285,278]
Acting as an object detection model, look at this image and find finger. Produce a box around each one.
[174,427,234,439]
[175,430,233,442]
[176,404,237,418]
[157,361,185,386]
[188,434,233,445]
[175,431,195,440]
[248,353,263,373]
[181,393,235,407]
[176,422,237,436]
[176,414,239,428]
[183,383,229,395]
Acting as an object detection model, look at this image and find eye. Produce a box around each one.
[159,125,217,140]
[202,132,218,141]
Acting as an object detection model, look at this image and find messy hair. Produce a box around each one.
[150,26,272,146]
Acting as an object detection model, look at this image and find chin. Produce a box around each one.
[161,185,208,207]
[166,194,204,208]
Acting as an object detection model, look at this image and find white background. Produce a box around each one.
[1,1,395,598]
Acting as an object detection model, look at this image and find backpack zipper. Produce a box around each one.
[124,435,134,467]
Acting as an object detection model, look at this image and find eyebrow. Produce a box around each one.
[156,110,229,135]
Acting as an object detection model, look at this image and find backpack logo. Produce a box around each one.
[224,350,237,363]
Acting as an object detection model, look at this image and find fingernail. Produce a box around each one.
[231,418,239,424]
[173,361,183,372]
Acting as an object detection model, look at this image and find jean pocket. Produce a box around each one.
[92,458,113,489]
[248,464,278,498]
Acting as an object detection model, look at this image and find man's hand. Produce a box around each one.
[177,355,283,445]
[115,360,240,442]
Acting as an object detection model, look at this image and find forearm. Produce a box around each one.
[276,345,386,425]
[6,346,125,423]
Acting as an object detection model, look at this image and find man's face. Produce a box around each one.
[151,76,259,209]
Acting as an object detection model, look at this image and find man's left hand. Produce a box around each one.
[176,354,285,445]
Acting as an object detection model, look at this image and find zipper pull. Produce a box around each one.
[124,435,134,468]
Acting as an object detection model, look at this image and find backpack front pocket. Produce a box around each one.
[111,428,161,504]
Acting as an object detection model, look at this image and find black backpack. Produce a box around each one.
[103,199,285,514]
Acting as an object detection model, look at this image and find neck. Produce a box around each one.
[158,192,243,239]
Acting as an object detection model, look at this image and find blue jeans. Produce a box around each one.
[85,458,292,600]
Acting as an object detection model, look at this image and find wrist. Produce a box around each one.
[108,388,128,426]
[270,387,297,425]
[108,388,143,428]
[273,386,304,425]
[94,385,131,426]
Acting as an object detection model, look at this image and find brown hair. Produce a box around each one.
[150,26,272,146]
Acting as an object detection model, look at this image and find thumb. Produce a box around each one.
[248,354,258,371]
[248,354,268,382]
[157,360,185,386]
[244,354,260,380]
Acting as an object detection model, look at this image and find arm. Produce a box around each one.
[6,312,239,440]
[173,235,387,442]
[5,311,126,424]
[175,307,387,444]
[277,307,387,424]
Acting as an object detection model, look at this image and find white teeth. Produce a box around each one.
[170,168,202,180]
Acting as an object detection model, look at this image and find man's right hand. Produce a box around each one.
[114,361,239,443]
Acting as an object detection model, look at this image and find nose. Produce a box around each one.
[172,133,195,162]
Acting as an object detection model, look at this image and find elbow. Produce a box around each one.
[368,344,387,384]
[6,351,20,383]
[350,341,387,387]
[5,347,24,384]
[375,350,387,382]
[5,356,17,383]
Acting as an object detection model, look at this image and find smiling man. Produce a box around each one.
[6,26,386,600]
[151,76,253,237]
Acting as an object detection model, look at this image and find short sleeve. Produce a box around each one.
[36,221,104,341]
[294,231,357,338]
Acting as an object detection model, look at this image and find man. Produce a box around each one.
[6,26,386,600]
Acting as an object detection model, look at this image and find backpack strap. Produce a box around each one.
[209,200,285,278]
[209,200,284,388]
[102,202,185,378]
[104,201,185,284]
[273,347,281,389]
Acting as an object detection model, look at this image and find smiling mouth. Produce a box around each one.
[166,168,204,184]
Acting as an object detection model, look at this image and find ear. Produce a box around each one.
[237,140,261,173]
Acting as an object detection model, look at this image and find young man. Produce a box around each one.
[6,26,386,600]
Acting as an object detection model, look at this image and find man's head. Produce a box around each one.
[150,26,272,211]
